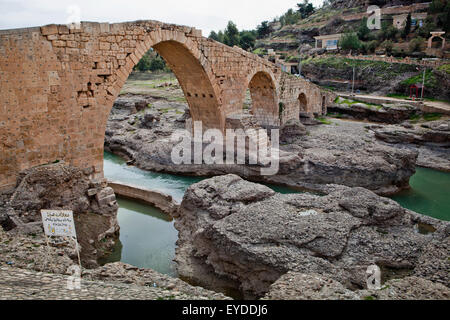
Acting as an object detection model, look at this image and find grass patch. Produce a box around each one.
[386,93,409,100]
[423,113,442,122]
[159,108,172,114]
[252,48,266,56]
[327,112,344,118]
[317,117,332,125]
[364,296,376,301]
[437,64,450,75]
[401,70,438,89]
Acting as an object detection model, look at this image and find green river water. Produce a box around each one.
[102,152,450,276]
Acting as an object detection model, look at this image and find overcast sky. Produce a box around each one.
[0,0,325,35]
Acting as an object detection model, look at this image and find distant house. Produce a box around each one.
[314,34,343,50]
[393,13,428,30]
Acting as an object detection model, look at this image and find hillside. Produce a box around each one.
[249,0,449,100]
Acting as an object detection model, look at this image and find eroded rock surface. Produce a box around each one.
[174,174,449,299]
[369,119,450,171]
[0,163,120,267]
[105,96,418,195]
[328,101,420,124]
[264,273,450,300]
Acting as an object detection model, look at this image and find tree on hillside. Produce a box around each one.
[209,31,219,41]
[239,31,256,50]
[422,0,450,33]
[409,37,425,53]
[381,40,394,55]
[297,0,315,19]
[224,21,240,47]
[217,31,225,43]
[378,21,398,41]
[357,17,371,41]
[256,21,271,39]
[429,0,446,13]
[339,32,362,51]
[280,9,301,26]
[402,13,412,39]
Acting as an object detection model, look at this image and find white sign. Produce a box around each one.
[41,210,77,238]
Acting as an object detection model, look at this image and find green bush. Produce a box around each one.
[409,37,425,53]
[339,32,362,51]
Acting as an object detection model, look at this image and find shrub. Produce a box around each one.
[381,40,394,54]
[409,37,425,53]
[339,32,362,51]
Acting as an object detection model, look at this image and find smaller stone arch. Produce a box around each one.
[428,31,446,50]
[298,93,308,113]
[246,71,279,128]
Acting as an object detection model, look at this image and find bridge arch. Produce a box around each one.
[102,32,222,133]
[298,92,308,113]
[245,70,279,127]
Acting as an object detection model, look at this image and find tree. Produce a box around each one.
[378,21,398,41]
[224,21,240,47]
[297,0,315,19]
[217,31,225,43]
[428,0,450,33]
[256,21,271,39]
[135,52,151,71]
[149,56,166,72]
[209,31,219,41]
[280,9,301,26]
[409,37,425,53]
[402,13,412,39]
[381,40,394,54]
[357,17,371,41]
[239,31,256,50]
[339,32,362,51]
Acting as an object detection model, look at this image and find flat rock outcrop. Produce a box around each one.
[264,273,449,300]
[174,174,449,299]
[369,119,450,171]
[328,101,420,124]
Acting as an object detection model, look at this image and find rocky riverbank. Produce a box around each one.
[367,119,450,172]
[0,163,227,300]
[174,174,450,300]
[0,163,120,268]
[105,94,419,196]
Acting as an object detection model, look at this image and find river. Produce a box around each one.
[102,152,450,277]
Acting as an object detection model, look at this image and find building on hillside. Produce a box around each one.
[314,34,343,50]
[393,13,428,30]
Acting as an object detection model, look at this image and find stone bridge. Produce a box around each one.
[0,20,332,190]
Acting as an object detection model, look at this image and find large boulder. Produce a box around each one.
[174,174,449,299]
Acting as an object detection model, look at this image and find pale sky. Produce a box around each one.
[0,0,325,35]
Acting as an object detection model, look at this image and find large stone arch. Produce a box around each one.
[245,71,279,127]
[98,32,223,135]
